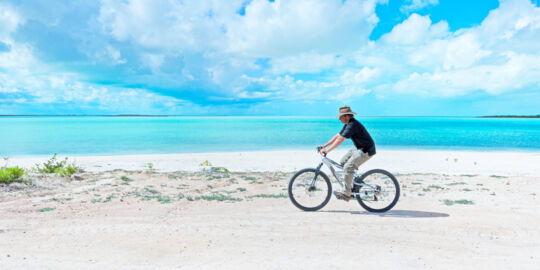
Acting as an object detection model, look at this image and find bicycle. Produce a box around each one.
[288,147,400,212]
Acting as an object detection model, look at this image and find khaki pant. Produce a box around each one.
[340,149,372,196]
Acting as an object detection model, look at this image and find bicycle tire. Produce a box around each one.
[288,168,332,211]
[353,169,400,213]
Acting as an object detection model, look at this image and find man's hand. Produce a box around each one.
[319,148,328,155]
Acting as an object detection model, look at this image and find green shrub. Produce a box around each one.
[0,166,25,184]
[34,154,81,176]
[59,165,78,177]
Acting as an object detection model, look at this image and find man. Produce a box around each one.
[319,106,376,201]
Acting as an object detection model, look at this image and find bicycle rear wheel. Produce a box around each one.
[353,169,400,212]
[288,168,332,211]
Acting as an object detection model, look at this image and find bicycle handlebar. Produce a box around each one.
[316,146,327,157]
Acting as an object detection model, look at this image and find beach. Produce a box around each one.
[1,150,539,269]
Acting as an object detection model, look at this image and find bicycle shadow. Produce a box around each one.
[321,209,449,218]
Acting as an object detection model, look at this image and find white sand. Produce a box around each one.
[2,150,540,269]
[9,149,540,176]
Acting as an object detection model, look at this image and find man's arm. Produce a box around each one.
[321,134,345,154]
[321,133,340,148]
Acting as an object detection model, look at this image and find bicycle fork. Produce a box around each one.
[310,163,324,189]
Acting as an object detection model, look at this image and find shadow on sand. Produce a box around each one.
[321,209,450,218]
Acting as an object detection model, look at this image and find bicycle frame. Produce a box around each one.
[312,153,379,196]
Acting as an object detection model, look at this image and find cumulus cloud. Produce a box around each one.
[226,0,381,57]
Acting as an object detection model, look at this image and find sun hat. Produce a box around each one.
[336,106,357,118]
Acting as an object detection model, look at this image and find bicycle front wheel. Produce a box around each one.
[353,169,400,212]
[288,168,332,211]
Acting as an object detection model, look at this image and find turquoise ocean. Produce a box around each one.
[0,116,539,157]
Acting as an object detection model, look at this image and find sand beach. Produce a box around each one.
[1,150,539,269]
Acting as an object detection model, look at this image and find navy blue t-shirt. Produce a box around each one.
[339,118,376,155]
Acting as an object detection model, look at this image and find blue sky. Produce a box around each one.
[0,0,539,116]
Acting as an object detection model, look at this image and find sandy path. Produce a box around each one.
[1,169,539,269]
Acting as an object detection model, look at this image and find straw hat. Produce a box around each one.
[336,106,357,118]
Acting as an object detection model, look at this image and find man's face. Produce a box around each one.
[339,114,351,124]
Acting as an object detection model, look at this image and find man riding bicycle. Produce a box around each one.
[319,106,376,202]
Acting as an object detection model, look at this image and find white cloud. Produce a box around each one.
[382,14,448,45]
[226,0,380,57]
[0,4,22,42]
[400,0,439,14]
[269,51,344,74]
[106,45,127,64]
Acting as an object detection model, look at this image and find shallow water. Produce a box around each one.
[1,116,539,156]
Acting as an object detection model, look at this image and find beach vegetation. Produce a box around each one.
[427,185,444,190]
[442,199,474,206]
[0,166,26,184]
[187,196,201,201]
[461,188,473,192]
[446,182,467,186]
[34,154,82,177]
[200,194,242,202]
[411,182,422,185]
[146,163,155,173]
[40,207,55,212]
[247,193,288,199]
[460,174,478,177]
[490,175,507,179]
[237,187,246,192]
[121,176,133,182]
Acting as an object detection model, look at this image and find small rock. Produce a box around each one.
[73,175,84,181]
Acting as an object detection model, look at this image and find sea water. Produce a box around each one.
[0,116,539,156]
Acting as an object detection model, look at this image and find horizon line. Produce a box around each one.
[0,114,539,118]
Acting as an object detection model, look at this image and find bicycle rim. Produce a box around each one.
[354,169,400,212]
[288,169,331,211]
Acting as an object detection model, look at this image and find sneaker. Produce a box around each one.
[333,191,351,202]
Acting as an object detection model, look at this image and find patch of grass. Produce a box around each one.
[156,195,171,204]
[237,187,247,192]
[211,167,230,173]
[0,166,25,184]
[490,175,507,179]
[461,188,473,192]
[40,207,55,212]
[121,176,133,182]
[91,198,101,203]
[243,176,256,181]
[411,182,422,185]
[103,194,115,203]
[427,185,444,190]
[247,193,288,199]
[442,199,474,206]
[186,196,201,201]
[446,182,467,186]
[200,194,242,202]
[460,174,478,177]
